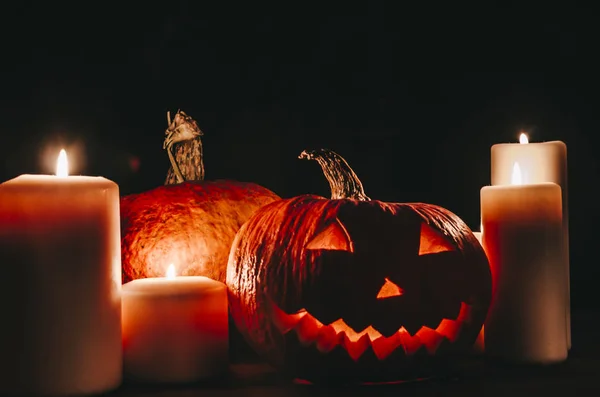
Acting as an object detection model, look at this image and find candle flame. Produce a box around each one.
[511,162,522,185]
[166,264,176,279]
[519,133,529,144]
[56,149,68,177]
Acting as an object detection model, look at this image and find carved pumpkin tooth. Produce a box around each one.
[397,328,422,356]
[269,301,308,333]
[316,325,338,353]
[435,318,461,342]
[415,326,444,354]
[295,313,322,345]
[371,333,402,360]
[276,311,308,333]
[341,333,371,361]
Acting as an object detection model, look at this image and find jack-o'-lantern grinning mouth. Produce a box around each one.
[269,300,471,361]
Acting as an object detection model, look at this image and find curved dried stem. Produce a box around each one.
[299,148,370,201]
[163,110,205,185]
[166,143,185,184]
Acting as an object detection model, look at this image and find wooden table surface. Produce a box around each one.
[109,310,600,397]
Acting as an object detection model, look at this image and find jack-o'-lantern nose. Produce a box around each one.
[376,278,403,299]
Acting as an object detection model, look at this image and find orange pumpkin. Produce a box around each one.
[227,149,491,383]
[120,111,280,283]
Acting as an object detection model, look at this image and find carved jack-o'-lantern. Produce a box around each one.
[227,149,491,383]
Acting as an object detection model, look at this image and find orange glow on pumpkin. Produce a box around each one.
[376,278,403,299]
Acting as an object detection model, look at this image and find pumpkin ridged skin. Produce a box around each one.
[121,180,280,284]
[227,195,491,383]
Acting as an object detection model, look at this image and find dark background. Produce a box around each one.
[0,2,597,308]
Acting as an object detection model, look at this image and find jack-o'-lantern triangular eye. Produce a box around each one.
[305,218,354,252]
[418,223,455,255]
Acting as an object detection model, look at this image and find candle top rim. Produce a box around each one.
[491,140,566,148]
[1,174,116,188]
[122,276,226,296]
[13,174,110,179]
[481,181,561,191]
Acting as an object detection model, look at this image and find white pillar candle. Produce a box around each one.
[0,150,122,396]
[491,133,570,348]
[481,163,567,364]
[122,265,228,384]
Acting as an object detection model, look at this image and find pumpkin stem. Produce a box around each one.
[163,110,205,185]
[299,149,371,201]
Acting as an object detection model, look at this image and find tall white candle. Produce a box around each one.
[0,150,122,395]
[122,265,228,384]
[491,133,570,348]
[481,163,567,364]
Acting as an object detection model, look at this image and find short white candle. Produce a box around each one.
[122,265,228,384]
[491,133,570,348]
[0,150,122,395]
[481,163,567,364]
